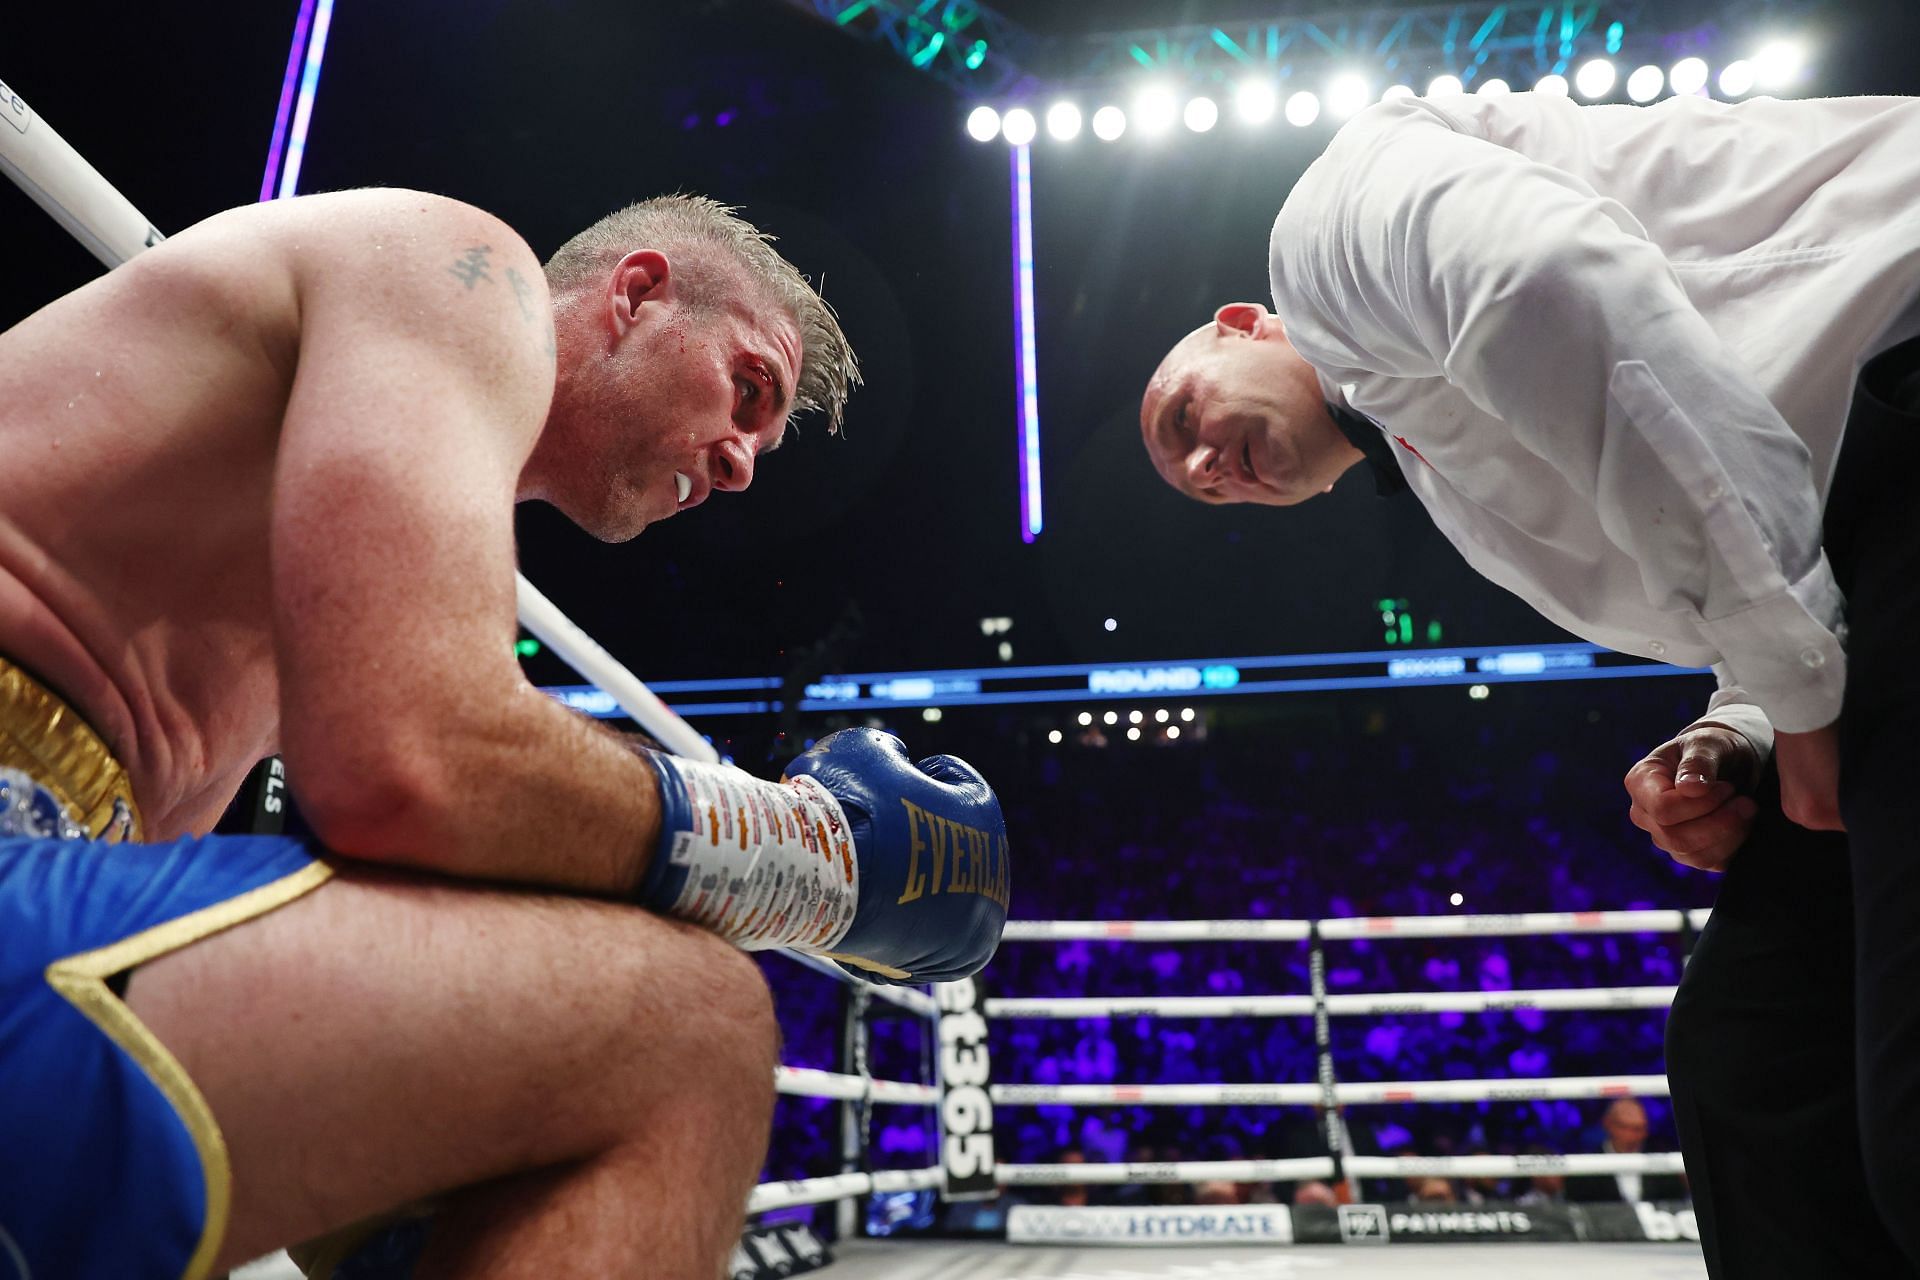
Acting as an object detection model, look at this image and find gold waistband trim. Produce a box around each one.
[0,656,142,840]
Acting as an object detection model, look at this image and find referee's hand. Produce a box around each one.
[1624,725,1760,872]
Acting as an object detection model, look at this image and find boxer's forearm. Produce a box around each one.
[299,685,662,898]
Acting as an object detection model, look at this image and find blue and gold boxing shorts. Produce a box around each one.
[0,658,331,1280]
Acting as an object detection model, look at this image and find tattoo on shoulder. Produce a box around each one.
[448,245,493,289]
[505,266,537,322]
[448,247,553,362]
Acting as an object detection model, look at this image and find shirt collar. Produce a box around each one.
[1327,401,1406,497]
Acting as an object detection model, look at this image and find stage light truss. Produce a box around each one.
[784,0,1821,94]
[777,0,1037,94]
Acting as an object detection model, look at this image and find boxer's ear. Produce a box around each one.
[1213,302,1271,338]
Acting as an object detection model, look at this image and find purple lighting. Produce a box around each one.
[259,0,318,202]
[277,0,337,199]
[1011,143,1042,542]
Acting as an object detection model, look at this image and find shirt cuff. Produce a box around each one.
[1692,679,1774,769]
[1697,555,1847,734]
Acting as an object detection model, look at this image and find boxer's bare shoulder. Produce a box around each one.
[0,189,554,836]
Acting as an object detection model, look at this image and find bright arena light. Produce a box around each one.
[1426,74,1464,97]
[1575,58,1617,98]
[1154,709,1170,723]
[1285,90,1322,127]
[1754,40,1806,89]
[1134,86,1178,136]
[1450,891,1464,906]
[965,105,1001,142]
[1077,711,1093,726]
[1626,64,1664,103]
[1001,107,1037,145]
[1382,84,1416,102]
[1129,709,1144,724]
[1103,710,1118,726]
[1235,79,1278,124]
[1183,95,1219,132]
[1533,73,1570,97]
[1167,725,1181,740]
[1091,105,1127,140]
[1327,74,1372,119]
[1670,57,1709,97]
[1718,60,1756,98]
[923,707,942,722]
[1046,100,1083,141]
[1103,616,1118,632]
[1476,77,1511,97]
[1048,729,1063,744]
[1180,707,1195,722]
[1127,726,1142,741]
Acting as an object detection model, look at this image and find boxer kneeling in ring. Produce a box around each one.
[0,188,1009,1280]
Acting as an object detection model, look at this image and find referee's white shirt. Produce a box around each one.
[1270,93,1920,743]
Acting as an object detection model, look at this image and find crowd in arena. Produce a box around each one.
[759,680,1718,1211]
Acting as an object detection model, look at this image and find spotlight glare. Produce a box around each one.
[1045,100,1083,141]
[1001,106,1037,145]
[1670,57,1709,97]
[1627,64,1664,103]
[1135,86,1178,136]
[1328,74,1372,119]
[1092,104,1127,140]
[1154,709,1170,723]
[1127,726,1142,741]
[1103,617,1118,632]
[1469,683,1491,700]
[1575,58,1617,98]
[1167,725,1181,740]
[1717,60,1756,98]
[923,707,943,722]
[1048,729,1063,744]
[1180,707,1195,722]
[1129,710,1144,724]
[1285,90,1322,127]
[1077,711,1093,726]
[1476,77,1511,97]
[1450,891,1464,906]
[1103,711,1118,726]
[1754,40,1805,89]
[1533,73,1570,97]
[1183,95,1219,132]
[1234,79,1278,124]
[1382,84,1415,102]
[1425,74,1464,98]
[965,105,1002,142]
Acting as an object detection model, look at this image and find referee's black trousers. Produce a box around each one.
[1667,333,1920,1278]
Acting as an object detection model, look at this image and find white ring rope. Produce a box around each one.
[998,1157,1338,1187]
[991,1074,1671,1108]
[775,1066,940,1106]
[748,1166,944,1214]
[0,70,716,765]
[1002,909,1705,943]
[983,986,1677,1020]
[1344,1152,1686,1178]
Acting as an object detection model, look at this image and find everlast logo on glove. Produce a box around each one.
[894,800,1012,910]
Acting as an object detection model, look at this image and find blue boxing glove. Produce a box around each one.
[637,728,1009,984]
[782,728,1010,983]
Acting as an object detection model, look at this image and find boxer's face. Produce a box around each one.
[533,252,800,541]
[1140,303,1359,507]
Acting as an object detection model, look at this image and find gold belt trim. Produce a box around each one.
[0,656,143,840]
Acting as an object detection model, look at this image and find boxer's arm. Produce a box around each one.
[269,192,661,895]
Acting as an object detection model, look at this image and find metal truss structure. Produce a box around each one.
[779,0,1821,96]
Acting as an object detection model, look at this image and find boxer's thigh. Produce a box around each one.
[124,865,778,1268]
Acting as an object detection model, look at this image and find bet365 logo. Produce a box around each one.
[936,976,997,1199]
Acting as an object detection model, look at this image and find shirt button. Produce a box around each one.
[1648,641,1666,657]
[1802,648,1826,669]
[1704,483,1724,501]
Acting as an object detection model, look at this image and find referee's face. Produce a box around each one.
[1140,304,1358,507]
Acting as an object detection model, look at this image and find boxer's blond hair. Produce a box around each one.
[546,194,859,433]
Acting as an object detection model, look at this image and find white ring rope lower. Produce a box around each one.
[1003,908,1707,943]
[991,1074,1670,1108]
[984,986,1677,1020]
[775,1066,940,1106]
[748,1167,945,1214]
[999,1157,1338,1187]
